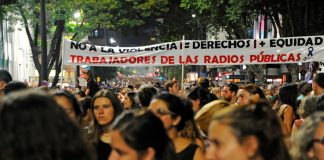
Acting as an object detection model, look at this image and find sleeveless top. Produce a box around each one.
[278,104,289,121]
[176,143,199,160]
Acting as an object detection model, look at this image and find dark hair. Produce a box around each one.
[76,91,86,98]
[52,90,82,120]
[225,83,239,94]
[187,86,211,108]
[212,101,291,160]
[153,93,194,131]
[314,73,324,88]
[4,81,28,94]
[240,84,266,99]
[164,80,178,92]
[84,70,94,80]
[112,110,176,160]
[279,83,298,111]
[126,91,141,110]
[0,90,94,160]
[200,78,210,89]
[300,83,312,96]
[0,69,12,83]
[316,93,324,111]
[137,85,158,107]
[297,81,308,94]
[91,89,123,138]
[79,97,92,118]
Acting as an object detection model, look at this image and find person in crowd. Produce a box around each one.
[122,91,140,110]
[164,80,180,95]
[188,86,215,113]
[178,98,205,150]
[52,90,82,122]
[199,78,217,100]
[297,81,308,100]
[210,87,222,100]
[0,90,95,160]
[75,90,86,100]
[137,84,158,108]
[316,93,324,111]
[4,80,28,95]
[291,96,318,137]
[83,70,100,97]
[0,69,12,96]
[312,72,324,96]
[221,83,239,105]
[290,112,324,160]
[91,89,123,160]
[236,84,266,107]
[195,100,230,136]
[149,93,205,160]
[109,110,176,160]
[277,83,298,136]
[207,100,291,160]
[79,97,94,132]
[117,87,132,103]
[296,83,313,112]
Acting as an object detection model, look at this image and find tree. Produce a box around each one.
[1,0,170,86]
[181,0,324,83]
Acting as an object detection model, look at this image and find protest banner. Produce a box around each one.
[63,35,324,66]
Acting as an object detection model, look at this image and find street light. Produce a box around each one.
[74,11,81,20]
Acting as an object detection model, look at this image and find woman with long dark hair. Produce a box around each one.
[91,89,123,160]
[109,110,176,160]
[149,93,205,160]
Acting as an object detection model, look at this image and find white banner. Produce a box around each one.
[63,35,324,66]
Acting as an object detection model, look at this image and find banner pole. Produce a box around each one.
[60,39,64,88]
[181,35,185,95]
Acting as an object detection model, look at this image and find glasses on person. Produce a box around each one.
[312,137,324,145]
[154,108,176,117]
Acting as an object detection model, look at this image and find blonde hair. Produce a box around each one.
[194,100,230,134]
[210,87,221,95]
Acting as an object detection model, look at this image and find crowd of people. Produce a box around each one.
[0,68,323,160]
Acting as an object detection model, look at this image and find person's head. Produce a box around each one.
[0,90,94,160]
[208,100,291,160]
[4,81,28,95]
[164,80,179,94]
[0,69,12,94]
[79,97,92,125]
[210,87,221,99]
[194,100,230,135]
[122,91,140,110]
[149,93,193,132]
[301,83,313,97]
[137,85,158,108]
[221,83,239,103]
[52,90,81,122]
[316,94,324,111]
[291,112,324,160]
[279,83,298,109]
[236,84,266,106]
[187,86,212,112]
[298,96,318,119]
[109,110,175,160]
[75,91,86,100]
[83,70,94,81]
[200,78,210,89]
[91,89,123,132]
[312,73,324,96]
